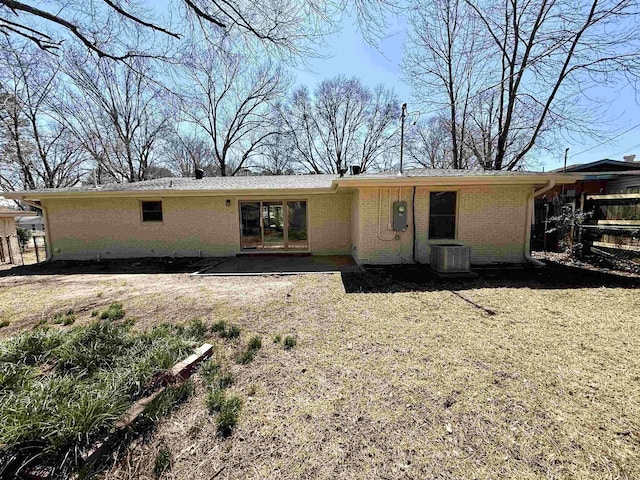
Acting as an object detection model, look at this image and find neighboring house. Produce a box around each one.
[548,156,640,199]
[534,156,640,253]
[16,215,45,233]
[0,208,23,265]
[3,169,580,266]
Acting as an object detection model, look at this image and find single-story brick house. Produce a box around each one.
[3,169,581,266]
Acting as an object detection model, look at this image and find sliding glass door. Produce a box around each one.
[239,201,307,251]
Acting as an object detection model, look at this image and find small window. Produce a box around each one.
[141,201,163,222]
[429,191,456,239]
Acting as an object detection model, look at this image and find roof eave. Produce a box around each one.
[333,173,584,187]
[3,186,339,201]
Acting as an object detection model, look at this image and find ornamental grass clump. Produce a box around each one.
[0,306,201,477]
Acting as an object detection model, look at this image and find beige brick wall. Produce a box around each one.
[355,185,532,265]
[43,193,352,260]
[0,218,16,237]
[40,185,530,264]
[308,194,352,255]
[350,189,360,262]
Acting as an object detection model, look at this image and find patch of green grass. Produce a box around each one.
[144,381,194,422]
[53,310,76,326]
[0,363,34,391]
[237,336,262,365]
[99,302,125,321]
[206,388,243,437]
[224,325,241,339]
[90,310,99,317]
[216,395,242,437]
[0,320,9,329]
[236,349,255,365]
[199,359,221,385]
[180,319,208,342]
[273,334,282,343]
[217,371,234,389]
[206,388,226,413]
[211,320,227,334]
[0,329,63,365]
[0,319,199,475]
[154,446,172,478]
[211,320,241,339]
[283,336,297,350]
[248,336,262,350]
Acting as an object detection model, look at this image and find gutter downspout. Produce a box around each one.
[525,180,555,267]
[22,200,52,262]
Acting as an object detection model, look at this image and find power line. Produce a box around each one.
[572,122,640,157]
[607,141,640,159]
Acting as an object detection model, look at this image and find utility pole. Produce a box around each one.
[562,147,569,196]
[399,103,407,175]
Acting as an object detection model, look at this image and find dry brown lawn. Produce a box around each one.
[0,263,639,479]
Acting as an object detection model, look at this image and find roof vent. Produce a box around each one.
[194,168,204,179]
[350,165,362,175]
[623,154,636,163]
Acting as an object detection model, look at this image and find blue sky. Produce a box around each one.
[292,12,640,171]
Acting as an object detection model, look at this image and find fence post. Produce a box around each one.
[34,235,40,263]
[6,236,13,264]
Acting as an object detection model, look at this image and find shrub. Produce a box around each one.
[90,310,99,317]
[154,446,172,478]
[0,320,9,329]
[16,227,31,248]
[62,314,76,326]
[272,334,282,344]
[99,302,125,321]
[283,336,297,350]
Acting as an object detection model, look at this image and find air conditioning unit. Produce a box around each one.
[430,244,471,273]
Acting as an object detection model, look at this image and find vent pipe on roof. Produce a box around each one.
[195,168,204,179]
[623,154,636,163]
[350,165,361,175]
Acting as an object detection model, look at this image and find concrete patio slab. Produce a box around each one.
[193,255,360,276]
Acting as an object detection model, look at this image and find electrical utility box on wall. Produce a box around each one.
[393,201,408,231]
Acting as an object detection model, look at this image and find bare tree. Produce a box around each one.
[163,131,217,178]
[0,0,392,61]
[403,0,481,170]
[284,76,399,174]
[57,52,170,183]
[178,46,288,176]
[0,40,85,191]
[255,104,297,175]
[405,116,455,169]
[404,0,640,170]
